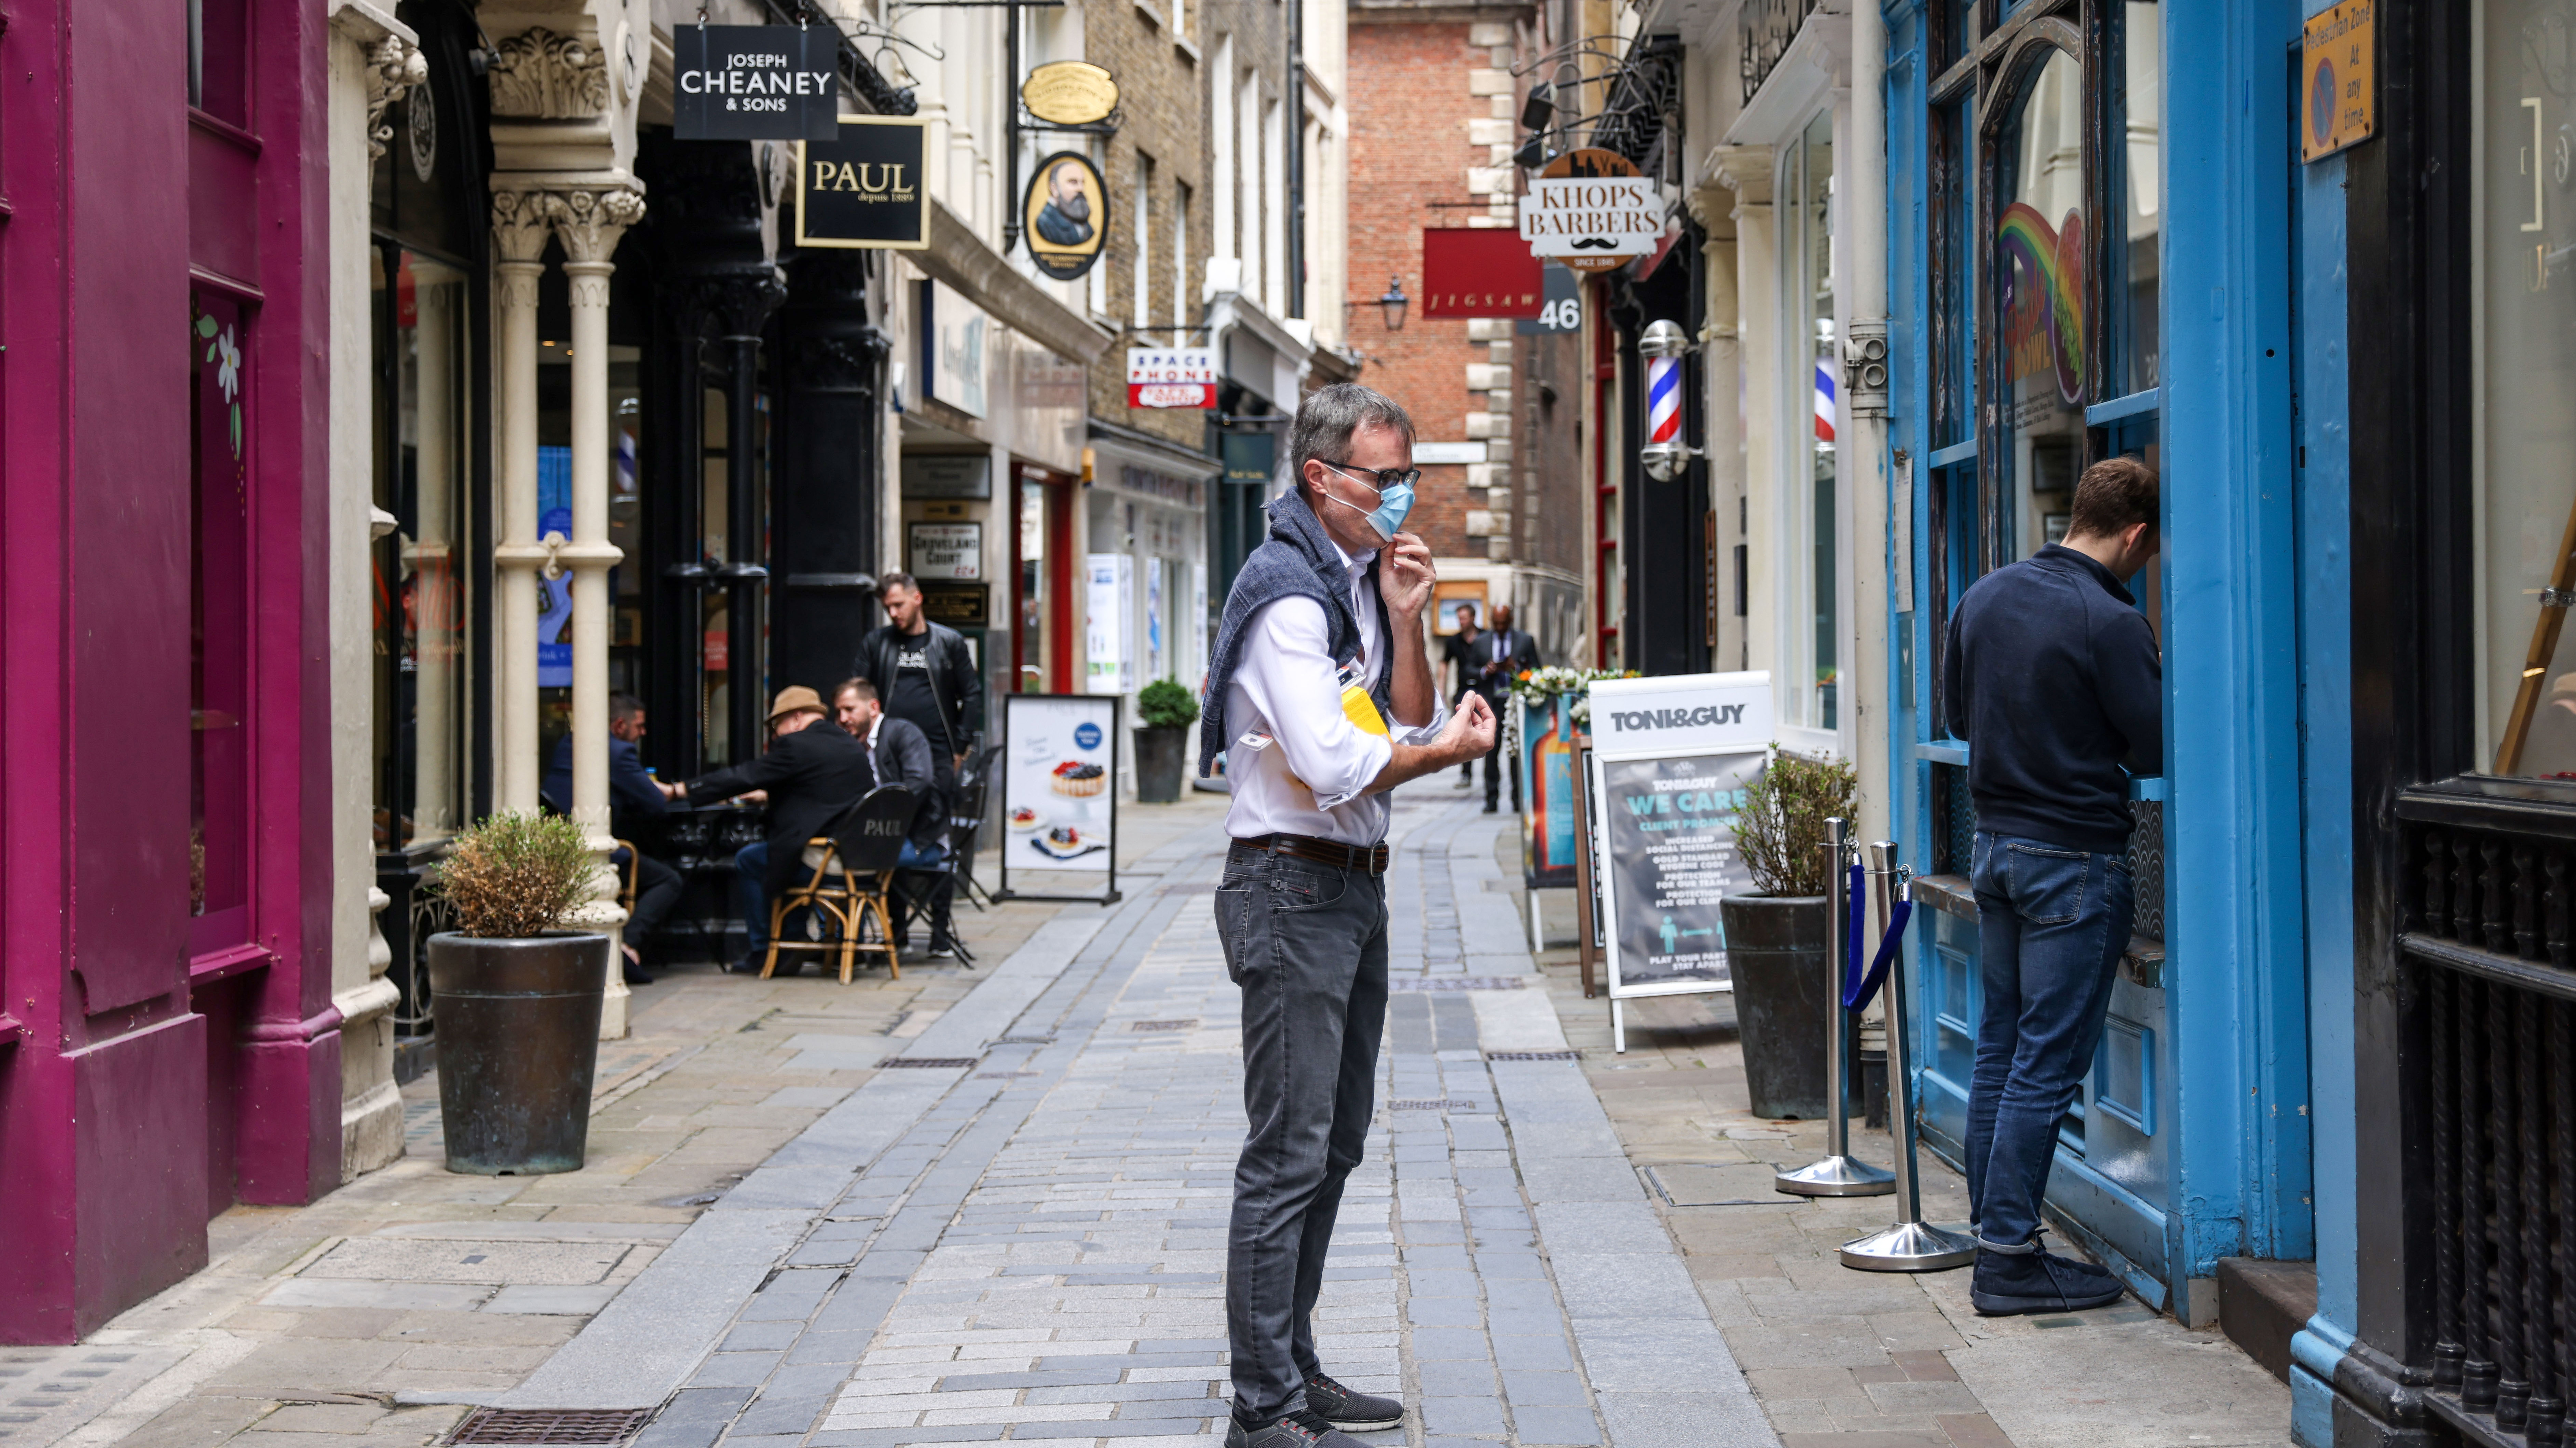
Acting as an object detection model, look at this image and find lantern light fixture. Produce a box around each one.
[1378,276,1409,332]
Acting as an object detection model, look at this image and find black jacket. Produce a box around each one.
[1943,544,2164,854]
[862,714,944,851]
[544,735,671,842]
[855,620,985,758]
[685,719,877,898]
[1449,626,1538,701]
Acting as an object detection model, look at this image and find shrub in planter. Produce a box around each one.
[427,813,612,1174]
[1721,751,1859,1119]
[1133,678,1200,804]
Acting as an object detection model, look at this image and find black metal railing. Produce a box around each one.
[1928,762,2165,946]
[1741,0,1820,105]
[2128,799,2166,943]
[2404,820,2576,1445]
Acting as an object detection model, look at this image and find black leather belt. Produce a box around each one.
[1230,833,1391,875]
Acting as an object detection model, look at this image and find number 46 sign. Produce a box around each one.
[1518,263,1583,337]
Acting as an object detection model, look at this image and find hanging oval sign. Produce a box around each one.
[1023,150,1110,280]
[1528,148,1653,274]
[1022,61,1119,127]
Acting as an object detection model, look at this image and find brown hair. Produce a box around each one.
[2068,455,2158,540]
[878,571,921,596]
[833,677,878,704]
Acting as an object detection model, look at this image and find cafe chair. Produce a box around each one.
[763,785,915,984]
[948,742,1004,913]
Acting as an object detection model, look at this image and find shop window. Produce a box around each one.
[191,292,250,952]
[1989,46,2083,567]
[2475,0,2576,777]
[2105,2,2163,399]
[1931,100,1975,452]
[1784,109,1837,731]
[188,0,250,128]
[373,249,471,854]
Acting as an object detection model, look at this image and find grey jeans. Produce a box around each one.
[1215,843,1389,1424]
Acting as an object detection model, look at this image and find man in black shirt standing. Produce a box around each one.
[1943,455,2162,1317]
[855,572,984,945]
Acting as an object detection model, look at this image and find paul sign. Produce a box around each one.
[796,118,930,250]
[673,26,838,140]
[1126,348,1216,409]
[1521,149,1662,274]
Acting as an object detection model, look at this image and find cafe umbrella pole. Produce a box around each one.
[1776,817,1895,1198]
[1840,839,1978,1271]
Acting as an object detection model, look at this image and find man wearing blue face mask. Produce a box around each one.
[1198,384,1499,1448]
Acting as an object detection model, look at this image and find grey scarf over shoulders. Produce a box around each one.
[1197,488,1399,778]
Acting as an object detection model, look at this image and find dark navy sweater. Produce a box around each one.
[1941,544,2164,854]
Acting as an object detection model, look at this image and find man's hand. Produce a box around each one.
[1442,691,1499,764]
[1379,532,1436,621]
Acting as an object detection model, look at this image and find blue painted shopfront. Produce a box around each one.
[1876,0,2338,1327]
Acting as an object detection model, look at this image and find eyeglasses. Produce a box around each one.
[1323,460,1422,492]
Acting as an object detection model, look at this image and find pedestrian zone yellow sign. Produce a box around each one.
[2302,1,2375,163]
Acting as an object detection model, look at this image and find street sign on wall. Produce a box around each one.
[1126,347,1217,408]
[796,118,929,250]
[1522,149,1659,274]
[908,522,983,581]
[2301,0,2374,162]
[1516,264,1584,335]
[673,26,839,140]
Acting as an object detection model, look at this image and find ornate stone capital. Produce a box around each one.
[363,35,427,160]
[672,266,789,341]
[488,26,608,120]
[491,188,559,263]
[552,186,646,264]
[1707,144,1775,207]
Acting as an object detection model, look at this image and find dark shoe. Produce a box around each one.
[925,938,959,960]
[1481,801,1499,813]
[623,966,655,985]
[1303,1373,1403,1432]
[1224,1410,1370,1448]
[1969,1244,2124,1316]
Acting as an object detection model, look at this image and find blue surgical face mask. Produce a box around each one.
[1322,465,1416,543]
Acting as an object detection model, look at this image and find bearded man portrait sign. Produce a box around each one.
[1023,151,1108,280]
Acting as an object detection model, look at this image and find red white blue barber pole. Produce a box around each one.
[1814,358,1838,445]
[1637,320,1695,481]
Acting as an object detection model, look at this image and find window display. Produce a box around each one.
[373,250,471,854]
[1994,47,2084,567]
[1784,110,1838,730]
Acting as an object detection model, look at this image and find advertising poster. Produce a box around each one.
[1086,554,1134,695]
[997,693,1121,904]
[1518,697,1581,890]
[1596,751,1765,990]
[537,446,573,687]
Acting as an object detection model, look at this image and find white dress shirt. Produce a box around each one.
[1223,539,1447,846]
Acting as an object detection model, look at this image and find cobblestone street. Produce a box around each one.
[10,792,2289,1448]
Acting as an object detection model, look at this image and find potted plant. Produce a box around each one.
[1132,678,1199,804]
[425,812,612,1175]
[1721,750,1857,1120]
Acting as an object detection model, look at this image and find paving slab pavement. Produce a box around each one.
[22,784,2293,1448]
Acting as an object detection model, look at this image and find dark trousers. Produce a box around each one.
[1964,830,2135,1249]
[612,847,682,948]
[1216,844,1389,1424]
[1454,689,1515,807]
[734,841,771,956]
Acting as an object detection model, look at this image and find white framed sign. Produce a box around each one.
[995,692,1121,905]
[1585,672,1773,1051]
[908,522,982,580]
[1519,175,1662,261]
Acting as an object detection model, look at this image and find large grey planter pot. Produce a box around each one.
[426,931,611,1174]
[1721,894,1832,1120]
[1133,726,1188,804]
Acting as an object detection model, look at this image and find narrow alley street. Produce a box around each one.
[9,795,2288,1448]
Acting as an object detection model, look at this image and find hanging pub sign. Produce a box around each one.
[1021,61,1120,126]
[1522,148,1660,274]
[673,26,839,140]
[797,117,929,250]
[1126,347,1217,409]
[1023,151,1109,280]
[1420,228,1544,319]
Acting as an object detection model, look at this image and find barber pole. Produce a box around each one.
[1646,351,1681,446]
[1814,359,1838,444]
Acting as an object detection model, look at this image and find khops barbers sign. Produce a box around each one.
[674,26,839,140]
[1521,148,1661,274]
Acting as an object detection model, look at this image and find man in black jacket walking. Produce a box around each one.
[1943,455,2162,1317]
[682,686,877,974]
[854,573,982,948]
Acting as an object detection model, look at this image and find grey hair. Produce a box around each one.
[1289,383,1415,492]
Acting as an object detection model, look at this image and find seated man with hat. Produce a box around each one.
[680,685,877,973]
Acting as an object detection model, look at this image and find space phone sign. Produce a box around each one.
[1126,347,1216,409]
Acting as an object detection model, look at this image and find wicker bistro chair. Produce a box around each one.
[762,785,916,983]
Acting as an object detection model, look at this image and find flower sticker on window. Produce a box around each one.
[195,311,244,461]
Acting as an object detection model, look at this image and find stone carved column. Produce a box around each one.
[490,188,555,817]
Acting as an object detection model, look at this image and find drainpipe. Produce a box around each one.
[1846,0,1892,853]
[1286,0,1305,320]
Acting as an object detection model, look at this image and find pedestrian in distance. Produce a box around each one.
[1942,454,2162,1316]
[679,686,876,976]
[1466,602,1537,813]
[542,693,685,984]
[1199,383,1500,1448]
[854,571,984,951]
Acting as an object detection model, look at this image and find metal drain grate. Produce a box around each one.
[992,1035,1055,1046]
[1387,1099,1482,1112]
[1487,1050,1581,1061]
[1130,1019,1199,1032]
[875,1057,980,1069]
[447,1409,655,1446]
[1391,977,1527,992]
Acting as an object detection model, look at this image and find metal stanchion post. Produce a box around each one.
[1840,839,1977,1271]
[1776,817,1895,1198]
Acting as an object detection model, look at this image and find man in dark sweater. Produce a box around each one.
[1942,455,2163,1317]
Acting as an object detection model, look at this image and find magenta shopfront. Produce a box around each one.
[0,0,336,1338]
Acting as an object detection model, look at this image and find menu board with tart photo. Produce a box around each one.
[995,692,1122,904]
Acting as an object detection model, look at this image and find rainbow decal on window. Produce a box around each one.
[1996,202,2085,407]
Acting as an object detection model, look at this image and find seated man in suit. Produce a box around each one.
[681,686,876,974]
[834,678,958,959]
[544,693,685,984]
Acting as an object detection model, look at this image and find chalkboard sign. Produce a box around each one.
[1584,672,1773,1052]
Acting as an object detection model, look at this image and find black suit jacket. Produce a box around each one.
[1455,627,1539,700]
[685,720,878,897]
[862,715,943,851]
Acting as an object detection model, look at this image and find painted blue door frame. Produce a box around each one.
[1877,0,2319,1315]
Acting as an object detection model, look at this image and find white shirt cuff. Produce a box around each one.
[1308,732,1394,811]
[1391,694,1449,748]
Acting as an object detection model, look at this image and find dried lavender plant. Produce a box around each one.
[435,812,595,938]
[1731,749,1859,897]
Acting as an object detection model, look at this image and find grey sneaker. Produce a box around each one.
[1223,1410,1370,1448]
[1302,1373,1403,1432]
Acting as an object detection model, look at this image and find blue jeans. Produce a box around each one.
[1964,830,2134,1250]
[735,842,769,956]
